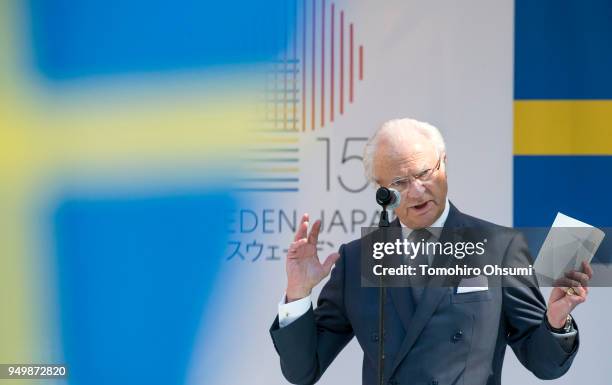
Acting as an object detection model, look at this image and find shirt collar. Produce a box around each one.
[400,197,450,239]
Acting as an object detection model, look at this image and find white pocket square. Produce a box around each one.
[456,276,488,294]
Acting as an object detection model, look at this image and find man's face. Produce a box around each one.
[373,134,448,229]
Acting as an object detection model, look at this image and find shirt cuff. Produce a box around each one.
[278,294,311,328]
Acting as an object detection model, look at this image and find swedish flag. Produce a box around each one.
[514,0,612,228]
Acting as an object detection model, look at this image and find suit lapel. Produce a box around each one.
[389,203,466,377]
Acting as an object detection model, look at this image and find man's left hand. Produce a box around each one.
[547,261,593,328]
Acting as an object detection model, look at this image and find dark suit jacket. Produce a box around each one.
[270,203,579,385]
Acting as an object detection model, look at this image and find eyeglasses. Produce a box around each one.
[387,155,442,193]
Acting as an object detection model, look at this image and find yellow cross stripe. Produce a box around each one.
[514,100,612,155]
[0,0,38,367]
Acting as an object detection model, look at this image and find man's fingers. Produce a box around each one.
[308,220,322,245]
[582,261,594,280]
[322,252,341,275]
[287,238,308,258]
[565,270,590,287]
[555,277,581,289]
[566,286,588,305]
[561,285,588,307]
[294,213,309,241]
[569,285,587,297]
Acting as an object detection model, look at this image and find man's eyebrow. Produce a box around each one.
[391,165,428,180]
[390,175,408,182]
[415,162,433,173]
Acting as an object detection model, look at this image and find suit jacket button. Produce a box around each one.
[371,333,379,342]
[452,330,464,342]
[431,380,438,385]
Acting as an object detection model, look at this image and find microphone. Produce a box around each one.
[374,187,401,385]
[375,187,400,228]
[376,187,401,210]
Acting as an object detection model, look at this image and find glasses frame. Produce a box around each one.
[386,154,443,193]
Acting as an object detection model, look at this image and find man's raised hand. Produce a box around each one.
[285,213,340,302]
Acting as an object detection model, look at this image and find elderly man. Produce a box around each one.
[270,118,590,385]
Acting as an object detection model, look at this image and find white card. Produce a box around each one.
[534,212,605,280]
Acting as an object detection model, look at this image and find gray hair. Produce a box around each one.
[363,118,446,183]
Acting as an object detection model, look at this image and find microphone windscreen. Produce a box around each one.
[387,188,401,209]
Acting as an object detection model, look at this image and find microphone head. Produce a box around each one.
[376,187,401,209]
[387,188,401,209]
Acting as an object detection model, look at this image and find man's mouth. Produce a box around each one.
[409,200,433,213]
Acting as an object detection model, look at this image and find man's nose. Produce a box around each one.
[406,181,426,199]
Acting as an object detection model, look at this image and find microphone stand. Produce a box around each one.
[377,205,390,385]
